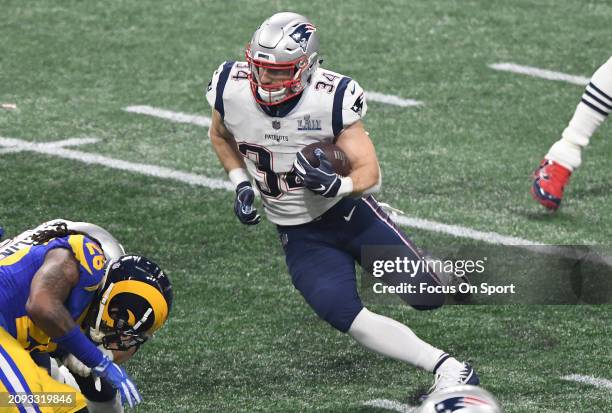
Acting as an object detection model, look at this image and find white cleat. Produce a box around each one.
[422,357,480,401]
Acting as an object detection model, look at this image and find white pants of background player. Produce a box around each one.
[547,56,612,171]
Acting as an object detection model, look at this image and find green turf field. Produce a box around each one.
[1,1,611,411]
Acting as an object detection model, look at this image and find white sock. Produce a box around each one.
[348,307,445,372]
[547,56,612,170]
[546,139,581,171]
[434,353,464,375]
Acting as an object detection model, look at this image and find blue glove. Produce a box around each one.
[294,149,342,198]
[93,356,142,408]
[234,182,261,225]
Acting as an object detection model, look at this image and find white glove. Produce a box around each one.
[63,345,114,377]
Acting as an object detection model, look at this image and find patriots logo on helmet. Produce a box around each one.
[434,395,493,412]
[289,23,316,52]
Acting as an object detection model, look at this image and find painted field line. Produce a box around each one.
[124,92,420,128]
[0,147,24,155]
[366,91,423,107]
[124,105,212,128]
[0,137,100,154]
[363,399,417,413]
[393,214,536,246]
[0,136,232,191]
[43,137,101,147]
[489,62,589,86]
[394,214,612,263]
[0,135,546,246]
[562,374,612,391]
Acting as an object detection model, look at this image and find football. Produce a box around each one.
[301,142,352,176]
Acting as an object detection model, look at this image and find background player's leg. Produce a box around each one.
[533,56,612,209]
[548,56,612,170]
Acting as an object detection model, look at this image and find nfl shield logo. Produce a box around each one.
[272,120,281,130]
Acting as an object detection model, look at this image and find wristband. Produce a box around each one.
[54,326,104,368]
[337,176,354,197]
[229,168,250,187]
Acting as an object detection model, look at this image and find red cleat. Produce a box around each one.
[531,159,572,210]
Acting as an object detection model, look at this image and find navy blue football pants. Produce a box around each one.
[277,195,443,333]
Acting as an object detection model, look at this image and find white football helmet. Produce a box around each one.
[246,12,320,105]
[418,385,503,413]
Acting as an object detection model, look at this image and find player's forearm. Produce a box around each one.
[26,296,77,338]
[348,162,380,194]
[210,132,246,174]
[27,297,105,368]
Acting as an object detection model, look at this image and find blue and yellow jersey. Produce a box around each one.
[0,328,87,412]
[0,234,106,353]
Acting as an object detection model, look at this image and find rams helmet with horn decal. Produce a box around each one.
[85,255,173,351]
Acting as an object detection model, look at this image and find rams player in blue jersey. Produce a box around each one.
[0,220,172,412]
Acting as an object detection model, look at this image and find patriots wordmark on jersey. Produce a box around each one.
[206,61,368,225]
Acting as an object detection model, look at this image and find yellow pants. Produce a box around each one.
[0,327,86,413]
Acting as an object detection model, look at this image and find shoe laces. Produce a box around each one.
[428,363,471,394]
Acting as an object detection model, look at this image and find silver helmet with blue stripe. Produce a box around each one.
[246,12,320,105]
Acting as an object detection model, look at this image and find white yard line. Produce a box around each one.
[42,137,101,148]
[393,214,536,246]
[0,147,23,155]
[562,374,612,391]
[0,137,99,154]
[366,91,423,107]
[0,136,232,191]
[489,62,590,86]
[124,105,212,128]
[0,135,544,247]
[123,91,421,129]
[363,399,417,413]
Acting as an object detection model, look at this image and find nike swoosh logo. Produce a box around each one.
[316,184,326,191]
[344,206,357,221]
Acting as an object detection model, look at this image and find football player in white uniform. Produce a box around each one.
[206,12,478,396]
[532,56,612,210]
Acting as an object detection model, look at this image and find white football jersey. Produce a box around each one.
[206,61,368,225]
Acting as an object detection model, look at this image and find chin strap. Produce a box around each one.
[131,308,152,332]
[90,282,115,343]
[257,86,290,104]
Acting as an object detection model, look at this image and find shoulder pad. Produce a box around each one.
[331,77,367,137]
[205,61,238,118]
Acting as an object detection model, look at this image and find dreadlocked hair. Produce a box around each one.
[31,222,81,245]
